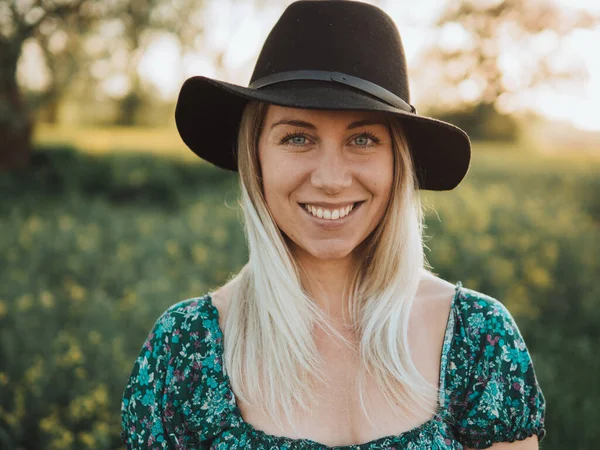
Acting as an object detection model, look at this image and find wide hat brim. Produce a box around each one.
[175,76,471,191]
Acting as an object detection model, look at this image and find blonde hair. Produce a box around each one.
[221,101,439,434]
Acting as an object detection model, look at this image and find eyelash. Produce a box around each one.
[279,131,381,147]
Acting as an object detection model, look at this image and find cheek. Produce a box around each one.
[363,152,394,198]
[259,151,303,211]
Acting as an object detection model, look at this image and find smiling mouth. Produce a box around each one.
[299,201,365,221]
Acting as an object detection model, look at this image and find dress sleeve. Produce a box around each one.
[452,290,547,448]
[120,299,207,449]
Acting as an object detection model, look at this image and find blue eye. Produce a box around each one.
[353,132,380,147]
[355,136,370,146]
[280,133,310,146]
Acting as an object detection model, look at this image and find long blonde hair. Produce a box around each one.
[220,101,439,433]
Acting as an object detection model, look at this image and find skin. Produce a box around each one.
[258,105,394,323]
[214,105,540,449]
[255,105,539,449]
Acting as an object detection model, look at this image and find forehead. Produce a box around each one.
[263,105,389,127]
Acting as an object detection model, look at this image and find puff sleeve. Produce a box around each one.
[448,288,547,448]
[120,299,206,449]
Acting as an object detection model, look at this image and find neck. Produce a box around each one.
[293,248,359,326]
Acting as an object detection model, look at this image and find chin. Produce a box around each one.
[303,242,356,261]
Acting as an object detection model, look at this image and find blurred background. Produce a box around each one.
[1,0,599,449]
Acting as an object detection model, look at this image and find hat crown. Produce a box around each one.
[250,0,411,103]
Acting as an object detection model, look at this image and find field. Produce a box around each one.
[0,130,599,449]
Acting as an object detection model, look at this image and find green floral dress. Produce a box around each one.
[121,282,546,449]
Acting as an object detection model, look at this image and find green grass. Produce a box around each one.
[0,143,598,449]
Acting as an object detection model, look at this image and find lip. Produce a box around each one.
[299,201,361,209]
[299,201,365,229]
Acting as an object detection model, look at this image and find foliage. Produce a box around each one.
[0,145,599,449]
[424,149,600,448]
[429,103,521,141]
[0,0,212,166]
[416,0,600,128]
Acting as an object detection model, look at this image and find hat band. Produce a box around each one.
[249,70,417,114]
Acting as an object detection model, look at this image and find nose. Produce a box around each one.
[310,146,352,194]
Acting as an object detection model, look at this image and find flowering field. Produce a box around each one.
[0,144,598,449]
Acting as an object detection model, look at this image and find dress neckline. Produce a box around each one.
[204,281,463,449]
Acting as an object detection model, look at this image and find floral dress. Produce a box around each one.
[120,282,546,449]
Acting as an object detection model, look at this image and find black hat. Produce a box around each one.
[175,0,471,191]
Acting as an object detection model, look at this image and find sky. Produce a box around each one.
[134,0,600,131]
[19,0,600,131]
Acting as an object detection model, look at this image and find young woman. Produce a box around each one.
[121,2,546,449]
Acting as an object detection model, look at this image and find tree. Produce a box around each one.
[0,0,102,169]
[416,0,599,140]
[33,4,98,124]
[113,0,208,125]
[0,0,210,168]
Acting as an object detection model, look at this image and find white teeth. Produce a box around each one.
[303,203,358,221]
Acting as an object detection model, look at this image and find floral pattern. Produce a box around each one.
[121,282,546,449]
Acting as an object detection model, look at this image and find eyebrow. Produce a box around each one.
[270,118,387,130]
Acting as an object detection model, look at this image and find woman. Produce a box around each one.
[121,1,546,449]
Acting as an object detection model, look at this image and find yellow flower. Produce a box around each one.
[24,356,44,386]
[13,387,26,422]
[59,215,73,231]
[40,411,60,432]
[67,344,84,365]
[528,266,552,289]
[16,294,33,311]
[53,429,74,450]
[166,240,180,257]
[505,285,539,320]
[76,233,96,252]
[92,384,109,407]
[25,216,41,233]
[2,409,18,427]
[72,284,86,301]
[18,229,33,248]
[95,421,110,435]
[75,367,87,380]
[79,432,95,448]
[68,394,92,420]
[88,330,102,345]
[212,228,228,244]
[40,291,55,309]
[59,342,84,367]
[192,245,207,264]
[117,242,134,260]
[64,278,86,302]
[138,218,154,235]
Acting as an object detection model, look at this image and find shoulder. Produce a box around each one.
[121,295,233,448]
[407,271,459,385]
[136,295,222,368]
[448,284,532,376]
[153,295,219,339]
[452,285,523,355]
[416,269,458,305]
[444,284,547,447]
[413,270,459,337]
[210,279,239,330]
